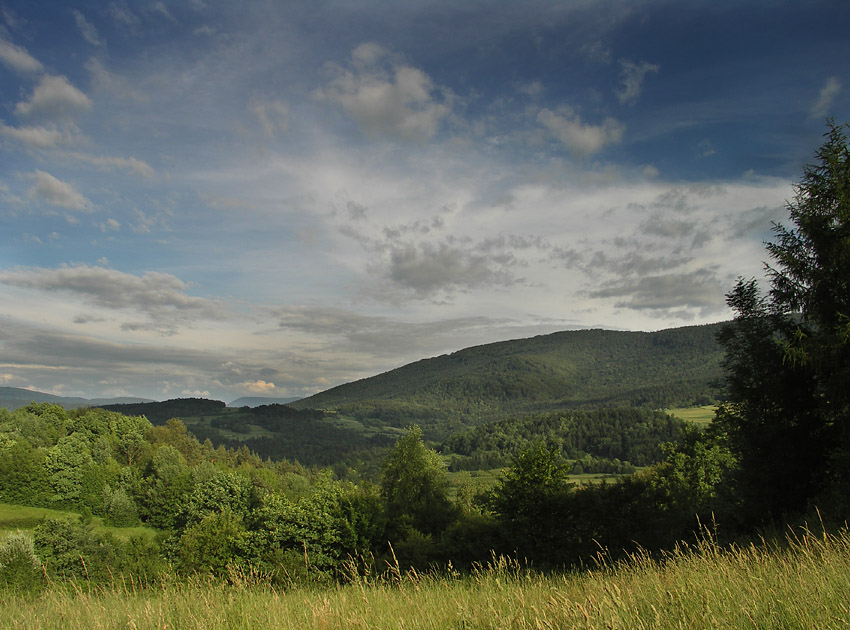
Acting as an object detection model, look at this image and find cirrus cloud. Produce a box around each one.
[616,58,659,105]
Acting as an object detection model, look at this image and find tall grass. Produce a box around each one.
[2,524,849,629]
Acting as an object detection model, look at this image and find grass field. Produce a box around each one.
[1,523,848,629]
[666,405,716,425]
[0,503,157,541]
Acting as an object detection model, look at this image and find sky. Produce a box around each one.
[0,0,848,403]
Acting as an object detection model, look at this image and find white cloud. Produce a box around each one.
[809,76,842,120]
[241,379,276,393]
[616,58,659,105]
[68,152,155,177]
[85,58,148,102]
[15,75,93,119]
[151,2,177,22]
[0,38,43,74]
[537,107,624,155]
[27,170,93,211]
[250,97,289,136]
[108,1,140,27]
[0,122,78,149]
[97,218,121,232]
[316,43,453,142]
[72,10,105,46]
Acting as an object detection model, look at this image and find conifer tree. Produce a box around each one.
[717,121,850,520]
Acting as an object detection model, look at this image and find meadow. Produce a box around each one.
[2,523,848,629]
[0,503,158,543]
[666,405,716,426]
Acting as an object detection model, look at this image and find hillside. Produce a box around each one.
[0,387,153,412]
[228,396,302,408]
[289,323,726,438]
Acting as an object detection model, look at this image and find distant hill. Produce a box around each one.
[98,398,227,424]
[0,387,153,412]
[289,323,727,439]
[228,396,302,408]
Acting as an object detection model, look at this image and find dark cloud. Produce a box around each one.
[0,317,329,399]
[72,313,105,324]
[639,213,700,240]
[383,241,520,299]
[271,305,576,361]
[585,250,693,278]
[335,209,539,301]
[0,318,217,371]
[726,204,786,238]
[0,265,227,335]
[586,269,726,315]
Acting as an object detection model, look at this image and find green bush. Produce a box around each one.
[0,531,45,592]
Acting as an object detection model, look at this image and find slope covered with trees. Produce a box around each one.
[441,407,686,474]
[290,324,724,438]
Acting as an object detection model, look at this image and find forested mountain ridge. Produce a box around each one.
[0,387,152,412]
[4,324,726,465]
[289,323,726,436]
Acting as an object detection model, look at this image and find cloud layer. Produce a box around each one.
[0,1,846,401]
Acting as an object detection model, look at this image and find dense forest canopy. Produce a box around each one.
[289,323,725,438]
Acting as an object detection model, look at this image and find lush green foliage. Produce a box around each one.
[100,398,227,424]
[100,400,399,473]
[380,427,456,539]
[442,407,685,473]
[0,404,379,584]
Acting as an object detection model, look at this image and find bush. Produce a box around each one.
[103,486,141,527]
[0,531,45,592]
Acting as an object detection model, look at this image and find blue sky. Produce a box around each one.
[0,0,847,402]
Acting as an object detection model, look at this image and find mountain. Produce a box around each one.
[228,396,302,408]
[0,387,154,412]
[289,323,727,439]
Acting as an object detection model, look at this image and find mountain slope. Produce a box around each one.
[0,387,153,411]
[290,323,726,437]
[228,396,302,408]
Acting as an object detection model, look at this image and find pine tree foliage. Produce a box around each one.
[717,121,850,520]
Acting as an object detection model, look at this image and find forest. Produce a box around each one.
[1,123,849,625]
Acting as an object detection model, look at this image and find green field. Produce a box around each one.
[1,525,847,629]
[666,405,716,425]
[0,503,157,542]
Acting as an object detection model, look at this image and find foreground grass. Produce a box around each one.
[3,524,850,629]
